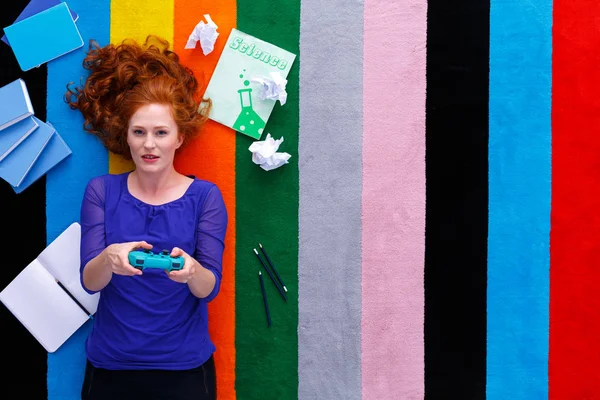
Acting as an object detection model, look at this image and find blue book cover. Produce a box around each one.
[3,2,83,72]
[0,78,34,130]
[1,0,79,46]
[0,116,39,162]
[13,122,72,194]
[0,116,53,188]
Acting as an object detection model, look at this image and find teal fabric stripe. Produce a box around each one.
[487,1,552,398]
[45,0,109,398]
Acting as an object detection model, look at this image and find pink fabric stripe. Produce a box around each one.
[361,0,427,398]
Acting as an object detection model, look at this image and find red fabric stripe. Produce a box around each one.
[550,1,600,397]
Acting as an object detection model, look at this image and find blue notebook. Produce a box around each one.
[0,116,54,188]
[0,78,34,131]
[0,116,39,162]
[3,2,83,72]
[13,122,72,194]
[1,0,79,47]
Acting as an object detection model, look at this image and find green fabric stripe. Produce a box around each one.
[235,1,300,398]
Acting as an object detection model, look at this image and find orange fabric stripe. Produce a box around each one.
[173,2,237,399]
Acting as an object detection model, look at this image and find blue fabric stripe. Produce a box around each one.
[45,0,109,398]
[487,1,552,398]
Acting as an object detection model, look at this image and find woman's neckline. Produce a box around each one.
[124,171,196,207]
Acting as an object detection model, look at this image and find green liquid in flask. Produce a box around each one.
[233,88,265,139]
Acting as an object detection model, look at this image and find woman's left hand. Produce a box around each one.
[166,247,197,283]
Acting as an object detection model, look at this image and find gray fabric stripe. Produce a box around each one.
[298,1,364,399]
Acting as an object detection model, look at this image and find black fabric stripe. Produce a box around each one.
[0,0,49,397]
[424,1,489,398]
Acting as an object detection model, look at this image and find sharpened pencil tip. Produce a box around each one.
[283,286,288,292]
[253,248,258,254]
[259,271,262,275]
[259,243,263,248]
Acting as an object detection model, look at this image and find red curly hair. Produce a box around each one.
[65,35,211,159]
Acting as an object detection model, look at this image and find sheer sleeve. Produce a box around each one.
[196,184,228,302]
[80,176,106,294]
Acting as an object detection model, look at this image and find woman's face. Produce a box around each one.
[127,103,182,173]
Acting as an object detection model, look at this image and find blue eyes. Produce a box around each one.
[133,130,168,136]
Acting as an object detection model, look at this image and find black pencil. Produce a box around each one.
[259,243,287,292]
[258,271,271,327]
[56,280,94,319]
[253,248,287,301]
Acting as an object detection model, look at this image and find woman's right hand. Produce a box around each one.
[104,241,153,276]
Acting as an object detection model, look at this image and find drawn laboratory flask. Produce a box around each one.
[233,87,265,139]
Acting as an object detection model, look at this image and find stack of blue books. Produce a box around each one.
[1,0,79,47]
[2,1,83,72]
[0,78,72,194]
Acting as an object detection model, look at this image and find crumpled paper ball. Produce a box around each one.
[251,71,288,105]
[185,14,219,55]
[248,133,291,171]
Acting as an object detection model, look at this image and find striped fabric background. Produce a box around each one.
[1,0,597,399]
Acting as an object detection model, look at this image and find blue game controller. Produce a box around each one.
[128,249,185,272]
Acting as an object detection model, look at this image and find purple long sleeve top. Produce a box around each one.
[79,172,228,370]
